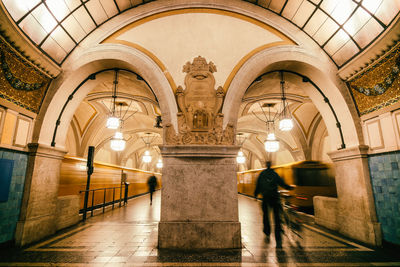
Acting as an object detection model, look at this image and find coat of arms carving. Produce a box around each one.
[165,56,234,145]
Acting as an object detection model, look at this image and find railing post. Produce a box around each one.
[91,191,95,217]
[83,146,95,221]
[103,189,106,213]
[112,187,115,209]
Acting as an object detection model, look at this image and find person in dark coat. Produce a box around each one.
[147,175,157,205]
[254,161,294,246]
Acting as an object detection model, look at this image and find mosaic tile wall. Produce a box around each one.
[348,43,400,116]
[368,151,400,245]
[0,148,27,244]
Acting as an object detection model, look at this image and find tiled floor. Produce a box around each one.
[0,191,399,266]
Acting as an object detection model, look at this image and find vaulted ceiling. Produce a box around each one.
[2,0,399,68]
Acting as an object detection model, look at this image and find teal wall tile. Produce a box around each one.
[0,148,28,244]
[369,151,400,245]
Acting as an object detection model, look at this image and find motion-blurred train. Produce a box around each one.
[237,161,337,214]
[59,156,161,211]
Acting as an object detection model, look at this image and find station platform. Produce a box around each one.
[0,192,399,267]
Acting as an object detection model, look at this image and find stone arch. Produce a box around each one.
[223,46,364,151]
[34,44,177,149]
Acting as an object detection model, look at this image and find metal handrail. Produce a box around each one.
[79,185,126,218]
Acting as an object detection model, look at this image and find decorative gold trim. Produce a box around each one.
[102,8,296,93]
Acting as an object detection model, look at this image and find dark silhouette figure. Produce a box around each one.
[123,182,130,205]
[254,161,293,246]
[147,175,157,205]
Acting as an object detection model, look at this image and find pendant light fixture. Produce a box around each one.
[106,70,121,129]
[278,71,293,131]
[253,103,280,152]
[141,133,156,163]
[110,131,126,151]
[105,69,138,130]
[236,133,247,164]
[156,158,163,168]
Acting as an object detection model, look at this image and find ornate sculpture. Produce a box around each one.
[166,56,234,145]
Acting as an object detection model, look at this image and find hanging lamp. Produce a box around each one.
[278,71,293,131]
[110,131,126,151]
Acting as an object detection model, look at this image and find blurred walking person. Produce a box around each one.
[254,161,293,246]
[147,175,157,205]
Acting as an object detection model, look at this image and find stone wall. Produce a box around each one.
[368,151,400,245]
[56,195,80,231]
[0,148,27,244]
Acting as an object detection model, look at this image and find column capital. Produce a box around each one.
[28,143,67,160]
[328,145,369,162]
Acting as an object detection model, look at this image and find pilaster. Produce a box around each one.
[328,145,382,246]
[15,143,66,246]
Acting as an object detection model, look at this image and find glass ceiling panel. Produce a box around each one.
[85,0,108,25]
[282,0,303,20]
[62,15,86,42]
[19,14,47,44]
[42,35,67,63]
[115,0,132,11]
[292,1,315,27]
[46,0,70,21]
[1,0,399,67]
[374,0,400,25]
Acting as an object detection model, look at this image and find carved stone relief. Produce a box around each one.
[165,56,234,145]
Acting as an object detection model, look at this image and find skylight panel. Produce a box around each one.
[62,15,86,42]
[362,0,383,14]
[313,17,338,45]
[41,35,67,63]
[115,0,132,11]
[19,14,47,44]
[31,3,57,34]
[282,0,303,20]
[320,0,337,14]
[46,0,70,21]
[257,0,271,8]
[373,0,400,25]
[64,0,81,11]
[269,0,286,13]
[332,40,359,66]
[353,18,384,48]
[72,6,96,33]
[85,0,108,25]
[2,0,40,21]
[292,0,316,28]
[324,29,351,55]
[51,26,75,53]
[343,7,370,36]
[303,9,327,35]
[330,0,356,24]
[99,0,118,18]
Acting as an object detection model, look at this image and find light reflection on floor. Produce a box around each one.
[0,191,399,266]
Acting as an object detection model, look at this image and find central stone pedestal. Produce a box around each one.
[158,145,241,249]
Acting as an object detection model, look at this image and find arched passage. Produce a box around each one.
[223,46,363,150]
[34,44,178,149]
[224,46,380,246]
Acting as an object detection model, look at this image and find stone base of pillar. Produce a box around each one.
[328,145,382,246]
[158,145,241,250]
[158,221,241,249]
[15,143,66,247]
[338,214,382,246]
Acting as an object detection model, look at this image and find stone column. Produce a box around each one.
[328,145,382,246]
[158,145,241,249]
[15,143,66,246]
